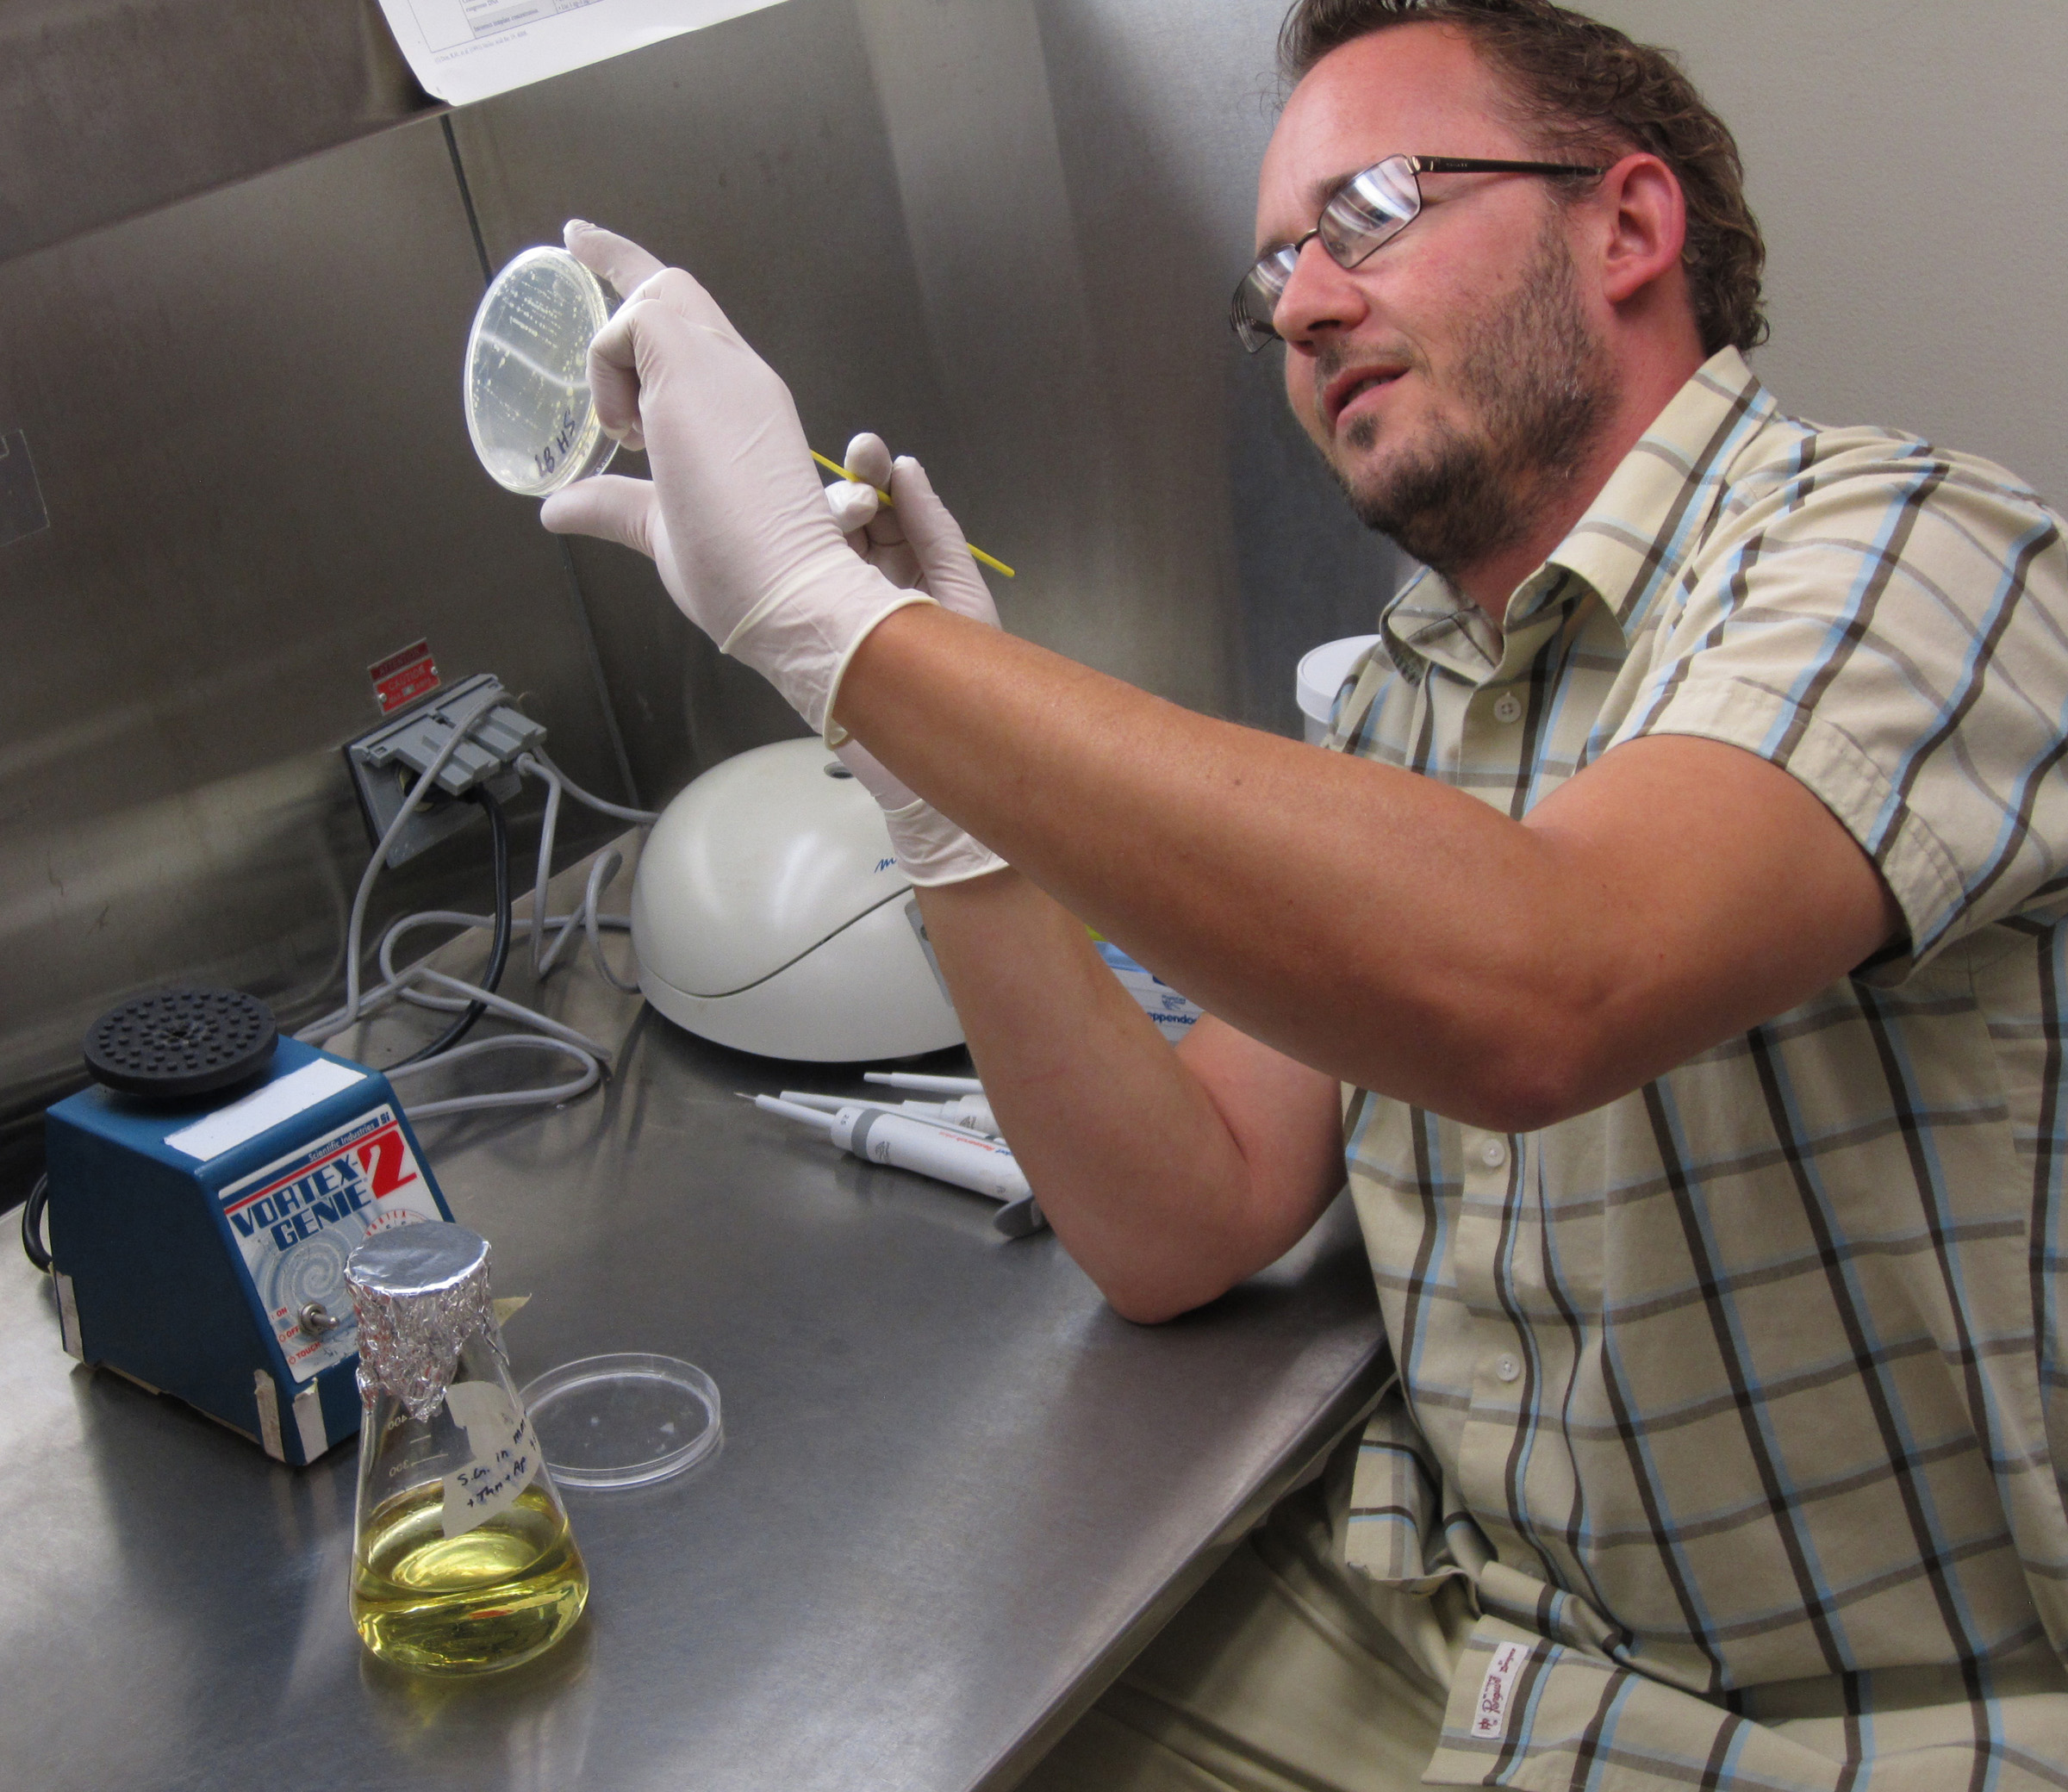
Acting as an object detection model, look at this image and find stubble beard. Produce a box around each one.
[1324,215,1616,583]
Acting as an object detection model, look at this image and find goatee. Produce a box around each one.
[1325,215,1616,583]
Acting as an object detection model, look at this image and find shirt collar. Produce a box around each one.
[1545,347,1774,632]
[1376,349,1775,680]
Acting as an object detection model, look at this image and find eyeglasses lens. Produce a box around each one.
[1230,156,1423,352]
[1318,157,1421,268]
[1232,249,1301,352]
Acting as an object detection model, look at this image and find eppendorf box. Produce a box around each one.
[43,1037,453,1465]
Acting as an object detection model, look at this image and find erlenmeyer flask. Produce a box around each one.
[345,1223,588,1675]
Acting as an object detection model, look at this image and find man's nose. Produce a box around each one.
[1272,238,1368,346]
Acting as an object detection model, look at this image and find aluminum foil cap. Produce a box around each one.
[346,1223,495,1419]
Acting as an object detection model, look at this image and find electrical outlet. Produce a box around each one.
[343,673,545,868]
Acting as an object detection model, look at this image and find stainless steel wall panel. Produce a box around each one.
[447,0,966,796]
[861,0,1402,725]
[1025,0,1405,730]
[1,0,1411,1200]
[854,0,1173,697]
[452,0,1401,744]
[1,0,433,262]
[0,119,632,1188]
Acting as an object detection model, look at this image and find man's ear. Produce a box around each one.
[1596,152,1688,309]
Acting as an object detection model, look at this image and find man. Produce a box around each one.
[543,1,2068,1783]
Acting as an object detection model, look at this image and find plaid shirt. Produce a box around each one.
[1331,351,2068,1788]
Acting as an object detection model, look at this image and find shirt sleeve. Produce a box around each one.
[1609,436,2068,978]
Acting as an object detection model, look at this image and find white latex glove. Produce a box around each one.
[821,430,1007,887]
[824,432,1000,629]
[824,432,919,586]
[539,222,931,743]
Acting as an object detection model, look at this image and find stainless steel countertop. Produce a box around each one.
[1,853,1386,1792]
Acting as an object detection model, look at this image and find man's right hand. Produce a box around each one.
[539,222,932,743]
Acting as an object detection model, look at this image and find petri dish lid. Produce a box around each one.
[464,246,620,497]
[520,1353,722,1490]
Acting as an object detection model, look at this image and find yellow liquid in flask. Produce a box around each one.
[352,1483,589,1675]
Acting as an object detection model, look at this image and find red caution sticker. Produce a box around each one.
[369,639,439,714]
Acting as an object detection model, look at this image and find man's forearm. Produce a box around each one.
[839,605,1901,1129]
[847,607,1585,1123]
[915,871,1342,1322]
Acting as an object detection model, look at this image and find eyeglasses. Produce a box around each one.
[1230,153,1607,352]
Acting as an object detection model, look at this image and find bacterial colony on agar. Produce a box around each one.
[464,246,619,497]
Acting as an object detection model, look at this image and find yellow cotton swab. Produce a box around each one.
[812,449,1017,579]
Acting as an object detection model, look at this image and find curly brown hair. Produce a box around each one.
[1280,0,1767,355]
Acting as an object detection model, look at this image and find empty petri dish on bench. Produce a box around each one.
[520,1353,723,1490]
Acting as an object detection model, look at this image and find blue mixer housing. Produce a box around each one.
[43,1036,453,1465]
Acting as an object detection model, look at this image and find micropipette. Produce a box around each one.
[864,1072,984,1095]
[865,1072,996,1136]
[782,1087,1000,1139]
[744,1095,1043,1238]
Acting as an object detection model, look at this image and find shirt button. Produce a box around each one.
[1479,1138,1509,1168]
[1492,692,1523,725]
[1495,1353,1522,1384]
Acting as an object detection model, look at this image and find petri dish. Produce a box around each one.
[520,1353,722,1490]
[464,246,619,497]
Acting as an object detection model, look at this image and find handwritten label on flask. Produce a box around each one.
[441,1380,543,1538]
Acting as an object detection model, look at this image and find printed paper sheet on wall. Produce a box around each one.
[376,0,786,105]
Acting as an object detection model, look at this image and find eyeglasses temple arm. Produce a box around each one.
[1407,156,1608,177]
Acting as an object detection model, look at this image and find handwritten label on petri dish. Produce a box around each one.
[464,248,617,497]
